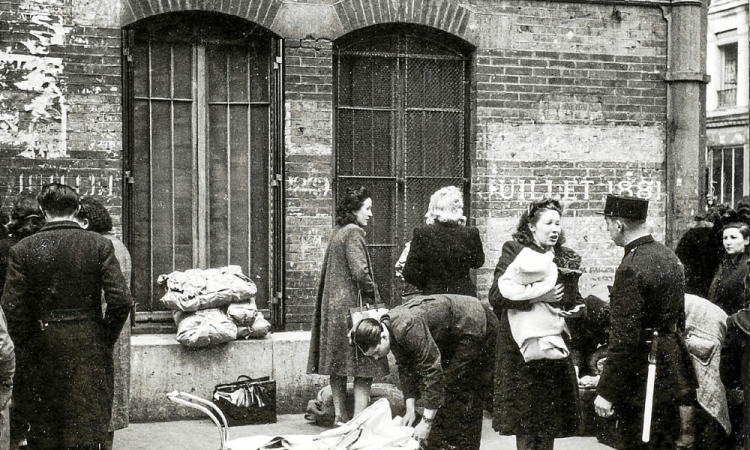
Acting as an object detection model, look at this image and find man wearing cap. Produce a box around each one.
[594,194,697,449]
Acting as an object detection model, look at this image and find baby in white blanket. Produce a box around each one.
[499,247,569,362]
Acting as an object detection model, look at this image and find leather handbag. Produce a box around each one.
[212,375,277,426]
[348,256,388,329]
[348,290,389,329]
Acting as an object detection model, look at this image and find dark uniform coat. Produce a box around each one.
[597,235,697,450]
[307,224,389,378]
[382,294,497,450]
[489,240,582,438]
[402,223,484,297]
[0,221,131,449]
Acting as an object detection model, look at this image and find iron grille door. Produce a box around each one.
[335,28,471,306]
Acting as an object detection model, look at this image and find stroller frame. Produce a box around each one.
[167,391,231,450]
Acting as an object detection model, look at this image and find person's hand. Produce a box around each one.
[594,395,614,418]
[401,399,417,427]
[413,417,433,446]
[559,303,586,318]
[553,283,564,301]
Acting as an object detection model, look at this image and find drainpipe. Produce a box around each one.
[663,0,710,248]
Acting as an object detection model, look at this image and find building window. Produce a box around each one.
[718,43,738,108]
[334,25,473,306]
[711,146,747,206]
[123,13,282,323]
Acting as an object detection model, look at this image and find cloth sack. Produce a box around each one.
[227,301,258,326]
[174,309,238,348]
[236,311,271,339]
[159,265,258,312]
[213,375,277,426]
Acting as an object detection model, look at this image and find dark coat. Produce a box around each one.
[402,223,484,297]
[488,240,582,438]
[0,236,20,295]
[597,235,697,449]
[708,252,750,316]
[0,221,131,449]
[708,252,749,392]
[382,294,497,450]
[307,224,389,378]
[675,226,724,299]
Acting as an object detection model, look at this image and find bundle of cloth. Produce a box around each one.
[498,247,571,362]
[158,265,271,347]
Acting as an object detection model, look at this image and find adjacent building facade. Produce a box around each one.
[0,0,708,332]
[706,0,750,207]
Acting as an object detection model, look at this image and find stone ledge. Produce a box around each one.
[130,331,328,422]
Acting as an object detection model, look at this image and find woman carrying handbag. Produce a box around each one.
[307,186,389,426]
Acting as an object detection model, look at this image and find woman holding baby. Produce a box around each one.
[488,198,586,450]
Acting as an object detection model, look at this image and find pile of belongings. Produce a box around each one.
[225,398,418,450]
[305,383,405,427]
[158,265,271,348]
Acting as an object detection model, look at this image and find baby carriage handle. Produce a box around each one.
[166,391,229,450]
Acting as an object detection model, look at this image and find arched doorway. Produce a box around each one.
[123,12,283,326]
[333,24,474,305]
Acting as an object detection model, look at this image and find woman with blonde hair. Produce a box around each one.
[402,186,484,297]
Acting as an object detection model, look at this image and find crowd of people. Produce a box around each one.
[309,185,750,450]
[0,183,132,450]
[0,181,746,450]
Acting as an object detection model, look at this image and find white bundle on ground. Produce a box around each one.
[158,265,257,312]
[225,398,418,450]
[174,309,238,348]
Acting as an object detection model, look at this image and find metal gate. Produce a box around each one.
[334,26,473,306]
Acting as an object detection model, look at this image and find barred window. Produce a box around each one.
[334,25,473,305]
[124,13,282,325]
[718,43,738,108]
[711,146,747,206]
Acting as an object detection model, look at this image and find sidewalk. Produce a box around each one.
[113,413,614,450]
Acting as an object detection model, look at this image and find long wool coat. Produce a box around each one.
[488,240,582,438]
[307,224,389,378]
[1,221,131,449]
[402,222,485,297]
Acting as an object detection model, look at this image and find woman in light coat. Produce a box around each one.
[307,186,389,425]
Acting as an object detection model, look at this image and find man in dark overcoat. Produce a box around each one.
[1,183,131,450]
[594,194,697,449]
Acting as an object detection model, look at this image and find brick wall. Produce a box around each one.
[0,0,123,229]
[284,38,334,329]
[1,0,681,330]
[472,1,669,297]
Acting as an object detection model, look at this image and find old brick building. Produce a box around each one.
[0,0,707,335]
